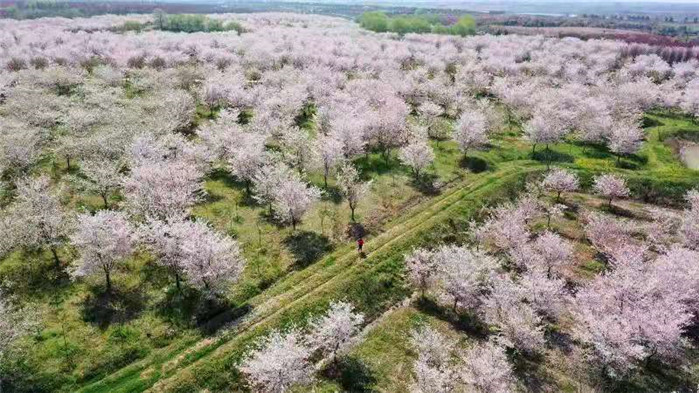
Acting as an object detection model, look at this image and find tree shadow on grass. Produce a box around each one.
[413,296,489,339]
[322,184,343,204]
[195,298,251,335]
[322,355,377,393]
[573,141,614,160]
[354,151,402,178]
[607,358,695,393]
[532,149,574,165]
[642,116,663,128]
[80,285,146,329]
[509,348,548,393]
[616,156,646,170]
[601,204,636,219]
[155,286,252,334]
[459,155,490,173]
[0,248,72,299]
[410,173,441,196]
[206,168,257,206]
[283,231,334,269]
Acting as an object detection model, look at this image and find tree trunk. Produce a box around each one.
[104,268,111,293]
[175,272,181,292]
[323,168,328,189]
[556,191,561,202]
[102,193,109,208]
[608,197,613,208]
[66,156,71,170]
[291,217,297,231]
[51,247,61,269]
[532,144,536,154]
[350,205,355,222]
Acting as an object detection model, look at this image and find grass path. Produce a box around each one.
[78,161,539,393]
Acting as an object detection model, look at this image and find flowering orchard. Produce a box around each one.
[1,11,699,393]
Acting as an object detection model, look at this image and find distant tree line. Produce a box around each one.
[151,10,245,34]
[358,11,476,36]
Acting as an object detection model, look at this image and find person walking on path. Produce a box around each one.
[357,238,364,253]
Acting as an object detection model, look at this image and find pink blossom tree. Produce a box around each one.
[571,258,691,377]
[178,219,245,294]
[433,245,499,312]
[70,210,134,292]
[531,231,573,278]
[541,168,579,201]
[593,174,629,207]
[482,275,546,354]
[680,189,699,250]
[240,328,314,393]
[123,159,204,220]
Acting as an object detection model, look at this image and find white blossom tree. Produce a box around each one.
[240,328,314,393]
[398,140,434,180]
[524,112,568,154]
[1,176,73,268]
[593,174,629,207]
[179,219,245,294]
[608,121,644,163]
[482,275,546,354]
[460,341,515,393]
[252,162,294,216]
[280,127,317,175]
[433,245,499,312]
[272,176,321,230]
[410,326,456,393]
[227,132,267,194]
[76,158,123,208]
[316,134,344,188]
[454,111,488,156]
[531,231,573,278]
[405,248,437,297]
[336,163,371,222]
[308,301,364,364]
[571,257,691,377]
[70,210,134,292]
[123,159,204,220]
